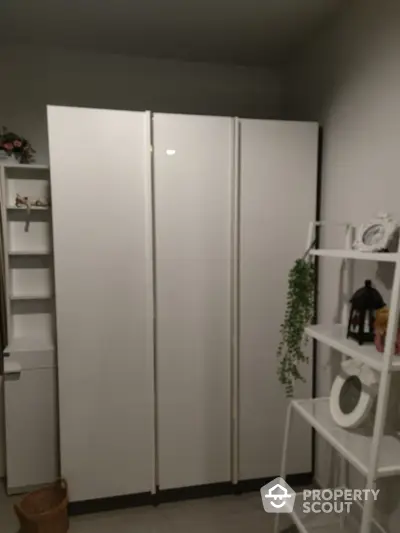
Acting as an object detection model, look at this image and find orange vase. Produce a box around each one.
[375,330,400,354]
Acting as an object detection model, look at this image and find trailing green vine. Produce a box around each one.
[277,258,316,397]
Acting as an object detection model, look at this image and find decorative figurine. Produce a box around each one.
[15,194,50,232]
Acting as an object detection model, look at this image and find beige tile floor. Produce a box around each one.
[0,483,297,533]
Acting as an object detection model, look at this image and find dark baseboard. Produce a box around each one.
[68,471,312,516]
[155,480,233,505]
[236,472,313,494]
[69,491,153,515]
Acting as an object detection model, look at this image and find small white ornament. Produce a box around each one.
[353,213,398,252]
[330,359,379,429]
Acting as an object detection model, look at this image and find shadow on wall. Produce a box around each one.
[0,45,280,164]
[281,0,400,122]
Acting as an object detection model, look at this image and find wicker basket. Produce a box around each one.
[14,479,69,533]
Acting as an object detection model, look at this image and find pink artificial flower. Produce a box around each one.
[13,140,22,148]
[3,142,13,151]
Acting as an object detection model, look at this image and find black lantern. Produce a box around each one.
[347,280,385,345]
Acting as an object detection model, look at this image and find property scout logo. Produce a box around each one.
[260,478,379,515]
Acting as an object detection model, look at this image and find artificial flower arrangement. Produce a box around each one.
[0,126,36,164]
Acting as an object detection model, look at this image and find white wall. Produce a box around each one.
[0,45,280,479]
[282,0,400,529]
[0,45,280,165]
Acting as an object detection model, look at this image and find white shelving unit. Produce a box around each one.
[0,162,58,493]
[0,163,54,352]
[275,221,400,533]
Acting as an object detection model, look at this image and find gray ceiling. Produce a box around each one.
[0,0,345,66]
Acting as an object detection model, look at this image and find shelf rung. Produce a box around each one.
[306,324,400,372]
[9,250,52,256]
[309,249,399,262]
[292,398,400,478]
[4,337,54,353]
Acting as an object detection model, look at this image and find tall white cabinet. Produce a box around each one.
[44,106,318,503]
[153,114,232,489]
[0,164,58,494]
[48,107,155,502]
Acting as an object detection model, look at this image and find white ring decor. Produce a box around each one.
[330,360,379,429]
[353,213,398,252]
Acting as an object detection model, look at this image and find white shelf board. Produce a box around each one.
[1,163,49,170]
[7,205,50,211]
[10,294,53,301]
[306,324,400,372]
[9,250,52,256]
[288,490,359,533]
[4,336,54,354]
[309,249,399,262]
[293,398,400,478]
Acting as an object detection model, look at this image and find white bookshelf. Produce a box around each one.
[275,221,400,533]
[0,163,55,355]
[0,162,58,493]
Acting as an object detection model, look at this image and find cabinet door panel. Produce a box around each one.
[239,119,318,480]
[5,368,58,492]
[154,113,232,489]
[48,106,154,501]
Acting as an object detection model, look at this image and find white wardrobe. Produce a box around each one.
[47,106,318,503]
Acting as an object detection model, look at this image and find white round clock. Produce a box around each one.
[353,213,398,252]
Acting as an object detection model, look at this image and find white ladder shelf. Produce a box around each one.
[275,221,400,533]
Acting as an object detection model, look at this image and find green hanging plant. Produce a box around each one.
[277,258,316,397]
